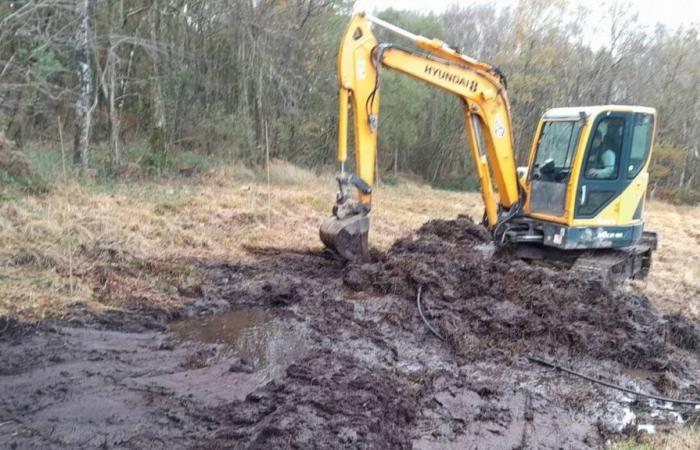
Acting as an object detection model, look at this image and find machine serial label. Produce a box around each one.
[598,230,624,239]
[425,65,478,92]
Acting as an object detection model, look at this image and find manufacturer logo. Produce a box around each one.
[424,65,478,92]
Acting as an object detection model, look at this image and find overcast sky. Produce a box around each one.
[355,0,699,48]
[361,0,699,27]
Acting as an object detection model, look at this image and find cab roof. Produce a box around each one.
[542,105,656,121]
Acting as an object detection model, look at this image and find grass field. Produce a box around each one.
[2,160,698,323]
[1,160,698,447]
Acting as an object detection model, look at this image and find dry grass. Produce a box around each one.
[634,201,700,318]
[610,425,700,450]
[0,161,475,321]
[1,160,698,324]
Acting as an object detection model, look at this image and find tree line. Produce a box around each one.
[0,0,698,202]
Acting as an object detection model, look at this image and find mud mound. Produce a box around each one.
[664,313,700,351]
[212,351,421,448]
[345,218,676,369]
[203,218,700,448]
[410,214,491,245]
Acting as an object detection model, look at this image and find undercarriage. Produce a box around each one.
[503,217,658,289]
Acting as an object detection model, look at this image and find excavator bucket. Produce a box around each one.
[319,215,370,262]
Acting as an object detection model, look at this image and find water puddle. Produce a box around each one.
[171,307,309,382]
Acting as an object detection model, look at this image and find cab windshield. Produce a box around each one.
[531,120,582,183]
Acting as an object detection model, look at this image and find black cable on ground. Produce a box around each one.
[528,356,700,406]
[414,287,700,406]
[416,285,445,341]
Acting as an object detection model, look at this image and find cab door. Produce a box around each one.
[575,112,630,219]
[528,119,582,219]
[576,111,655,223]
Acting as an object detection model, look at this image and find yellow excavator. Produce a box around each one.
[320,13,658,285]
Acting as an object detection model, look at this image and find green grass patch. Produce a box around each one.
[431,176,479,192]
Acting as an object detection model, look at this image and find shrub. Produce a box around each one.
[0,133,49,193]
[432,176,479,192]
[673,187,700,205]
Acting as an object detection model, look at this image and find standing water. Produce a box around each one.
[170,307,309,383]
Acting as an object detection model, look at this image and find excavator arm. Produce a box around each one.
[321,13,521,260]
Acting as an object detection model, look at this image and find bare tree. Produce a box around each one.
[74,0,94,171]
[0,0,697,200]
[149,0,166,164]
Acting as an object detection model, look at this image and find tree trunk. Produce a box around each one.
[149,0,167,167]
[679,153,687,188]
[393,146,399,176]
[109,50,121,172]
[73,0,93,171]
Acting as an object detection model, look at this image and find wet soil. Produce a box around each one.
[2,216,700,449]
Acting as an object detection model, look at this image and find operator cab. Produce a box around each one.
[521,105,656,250]
[528,116,582,217]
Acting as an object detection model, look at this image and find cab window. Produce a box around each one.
[583,117,624,180]
[627,113,654,179]
[531,120,581,183]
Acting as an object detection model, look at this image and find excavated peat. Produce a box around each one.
[2,216,700,449]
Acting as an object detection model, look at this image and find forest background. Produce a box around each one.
[0,0,698,203]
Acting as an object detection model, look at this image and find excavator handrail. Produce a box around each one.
[365,14,499,77]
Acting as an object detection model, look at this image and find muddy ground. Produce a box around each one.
[2,217,700,449]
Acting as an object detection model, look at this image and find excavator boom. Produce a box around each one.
[321,13,521,260]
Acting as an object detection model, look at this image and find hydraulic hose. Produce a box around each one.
[528,357,700,406]
[416,285,445,341]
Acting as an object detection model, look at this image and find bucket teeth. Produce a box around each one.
[319,215,370,262]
